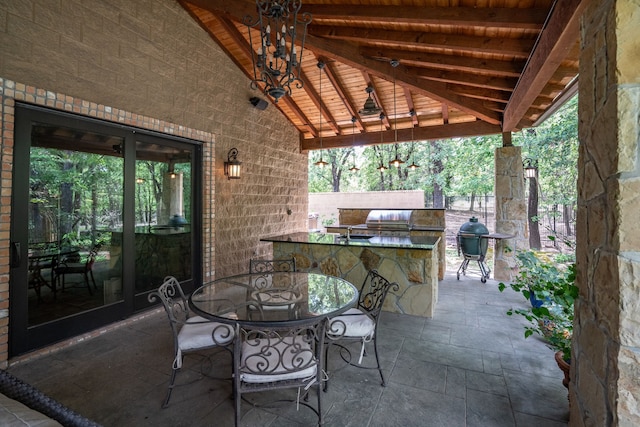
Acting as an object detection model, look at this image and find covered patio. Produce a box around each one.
[0,0,638,425]
[8,273,569,426]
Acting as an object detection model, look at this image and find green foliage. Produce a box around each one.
[514,96,578,208]
[307,95,578,216]
[498,249,577,360]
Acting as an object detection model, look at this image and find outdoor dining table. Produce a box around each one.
[189,271,358,326]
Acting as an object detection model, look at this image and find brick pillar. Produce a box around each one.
[493,144,527,281]
[572,1,640,425]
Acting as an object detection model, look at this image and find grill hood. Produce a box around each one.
[365,209,413,230]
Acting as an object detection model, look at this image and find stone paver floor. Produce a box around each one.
[8,273,570,427]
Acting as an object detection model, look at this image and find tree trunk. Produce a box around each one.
[469,193,476,212]
[528,176,541,249]
[432,157,444,208]
[563,204,573,236]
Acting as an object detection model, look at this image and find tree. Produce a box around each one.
[514,95,578,245]
[308,148,355,192]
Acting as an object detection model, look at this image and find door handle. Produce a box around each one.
[10,242,20,268]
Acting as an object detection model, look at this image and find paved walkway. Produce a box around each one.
[8,273,570,426]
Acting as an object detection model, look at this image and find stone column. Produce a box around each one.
[572,1,640,425]
[493,143,527,281]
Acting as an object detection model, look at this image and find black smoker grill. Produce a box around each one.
[456,217,490,283]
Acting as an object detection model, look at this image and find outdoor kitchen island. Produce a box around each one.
[261,232,440,318]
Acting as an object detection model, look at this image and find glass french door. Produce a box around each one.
[10,103,201,356]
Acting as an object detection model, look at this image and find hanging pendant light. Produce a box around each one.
[244,0,312,103]
[377,112,388,172]
[314,61,328,168]
[407,109,420,171]
[388,60,404,168]
[359,85,381,116]
[349,116,360,172]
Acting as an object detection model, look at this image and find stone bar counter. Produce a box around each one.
[262,232,440,318]
[325,208,446,280]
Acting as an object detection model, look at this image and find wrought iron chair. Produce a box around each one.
[233,317,328,427]
[324,269,399,391]
[249,257,296,273]
[248,258,301,320]
[148,276,235,408]
[53,245,99,295]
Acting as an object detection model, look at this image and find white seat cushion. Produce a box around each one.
[178,316,234,350]
[328,308,375,338]
[240,335,317,383]
[173,316,234,369]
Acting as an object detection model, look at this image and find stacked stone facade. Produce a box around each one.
[0,0,307,364]
[573,1,640,425]
[493,146,527,281]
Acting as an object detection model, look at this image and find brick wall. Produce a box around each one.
[0,0,308,362]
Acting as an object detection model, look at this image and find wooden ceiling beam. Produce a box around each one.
[362,72,390,128]
[447,85,511,103]
[361,47,525,78]
[502,0,586,131]
[301,5,548,29]
[184,1,548,30]
[301,63,341,135]
[403,87,418,126]
[301,120,502,151]
[322,59,365,132]
[415,68,518,92]
[306,35,501,125]
[441,104,449,125]
[308,26,535,58]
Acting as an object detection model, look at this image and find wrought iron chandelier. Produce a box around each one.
[244,1,312,103]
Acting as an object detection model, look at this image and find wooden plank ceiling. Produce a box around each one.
[180,0,583,152]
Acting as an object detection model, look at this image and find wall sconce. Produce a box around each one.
[523,158,538,179]
[224,147,242,179]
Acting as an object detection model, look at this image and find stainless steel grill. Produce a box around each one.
[365,210,413,231]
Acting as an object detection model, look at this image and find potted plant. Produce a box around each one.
[498,248,577,388]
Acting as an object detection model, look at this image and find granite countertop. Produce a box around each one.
[261,232,439,250]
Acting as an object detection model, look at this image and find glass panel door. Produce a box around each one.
[10,103,201,356]
[134,140,193,300]
[27,124,125,324]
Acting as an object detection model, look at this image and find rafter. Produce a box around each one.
[301,120,502,151]
[403,87,418,126]
[301,65,341,135]
[307,35,501,125]
[503,0,586,131]
[308,26,535,58]
[361,47,526,78]
[415,68,518,92]
[322,60,365,132]
[301,5,548,29]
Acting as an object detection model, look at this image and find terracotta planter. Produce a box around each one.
[555,351,570,389]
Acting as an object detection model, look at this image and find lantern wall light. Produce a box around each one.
[224,148,242,179]
[523,158,538,179]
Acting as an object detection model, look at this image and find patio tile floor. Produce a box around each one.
[7,273,570,427]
